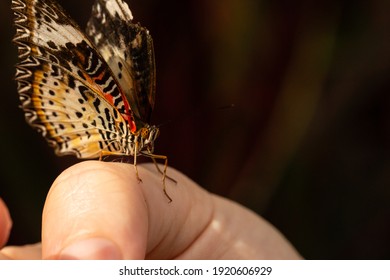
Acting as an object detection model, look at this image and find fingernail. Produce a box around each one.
[59,238,122,260]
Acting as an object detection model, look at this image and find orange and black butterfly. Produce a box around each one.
[12,0,172,200]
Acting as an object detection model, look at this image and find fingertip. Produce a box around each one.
[42,161,148,259]
[0,198,12,248]
[58,238,122,260]
[1,243,42,260]
[42,161,215,260]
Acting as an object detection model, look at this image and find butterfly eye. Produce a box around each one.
[140,127,149,139]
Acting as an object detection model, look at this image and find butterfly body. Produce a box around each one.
[12,0,170,199]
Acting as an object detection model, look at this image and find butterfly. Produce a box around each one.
[12,0,172,201]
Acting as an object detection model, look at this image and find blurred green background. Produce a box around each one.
[1,0,390,258]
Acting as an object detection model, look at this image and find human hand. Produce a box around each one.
[0,161,301,259]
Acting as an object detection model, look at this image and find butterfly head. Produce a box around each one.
[139,125,159,154]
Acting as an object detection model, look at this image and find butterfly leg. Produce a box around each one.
[151,157,177,184]
[133,149,142,183]
[148,154,172,202]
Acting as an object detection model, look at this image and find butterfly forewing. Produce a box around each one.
[12,0,140,158]
[86,0,156,125]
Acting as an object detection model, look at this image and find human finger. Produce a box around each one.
[41,161,213,259]
[0,198,12,249]
[0,243,42,260]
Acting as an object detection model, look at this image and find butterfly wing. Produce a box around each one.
[12,0,136,158]
[86,0,156,125]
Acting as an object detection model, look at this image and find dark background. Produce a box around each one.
[1,0,390,259]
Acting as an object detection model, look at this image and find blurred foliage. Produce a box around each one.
[0,0,389,258]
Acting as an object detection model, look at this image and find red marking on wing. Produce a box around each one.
[120,96,137,133]
[72,46,138,133]
[79,68,137,133]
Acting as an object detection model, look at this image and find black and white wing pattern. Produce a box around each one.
[86,0,156,125]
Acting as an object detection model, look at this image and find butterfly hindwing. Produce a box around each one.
[86,0,156,124]
[29,62,132,158]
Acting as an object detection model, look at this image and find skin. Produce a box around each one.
[0,161,302,259]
